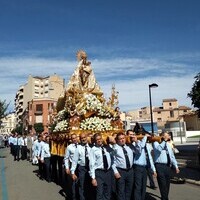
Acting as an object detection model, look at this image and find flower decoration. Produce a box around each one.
[78,94,113,118]
[55,108,68,122]
[80,116,113,131]
[53,120,68,132]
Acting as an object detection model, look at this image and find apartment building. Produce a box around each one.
[127,106,152,121]
[26,98,57,133]
[0,112,17,134]
[126,99,191,133]
[153,98,191,129]
[15,74,65,132]
[15,85,24,123]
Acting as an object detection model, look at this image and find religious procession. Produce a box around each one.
[8,51,180,200]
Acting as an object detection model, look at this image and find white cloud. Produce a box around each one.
[98,75,194,112]
[0,55,197,112]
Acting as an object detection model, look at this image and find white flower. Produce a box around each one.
[53,120,68,132]
[55,108,68,122]
[80,117,113,131]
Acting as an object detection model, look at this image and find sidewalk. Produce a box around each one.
[175,143,200,186]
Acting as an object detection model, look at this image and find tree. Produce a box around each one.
[14,123,23,135]
[0,99,9,126]
[34,123,44,134]
[0,99,9,119]
[188,72,200,117]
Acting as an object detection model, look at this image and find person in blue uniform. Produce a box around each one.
[112,132,139,200]
[64,133,79,200]
[89,133,113,200]
[153,132,180,200]
[131,133,157,200]
[71,133,92,200]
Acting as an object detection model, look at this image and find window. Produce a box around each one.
[170,111,174,118]
[157,118,162,121]
[36,115,43,123]
[36,104,43,112]
[169,102,172,106]
[157,111,161,114]
[29,116,32,122]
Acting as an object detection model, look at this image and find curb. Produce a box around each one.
[185,179,200,186]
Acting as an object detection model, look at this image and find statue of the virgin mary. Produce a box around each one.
[66,50,102,96]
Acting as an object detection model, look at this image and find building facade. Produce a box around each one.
[127,106,152,121]
[182,111,200,131]
[0,112,17,134]
[153,98,191,130]
[26,98,57,133]
[126,98,191,134]
[15,74,65,133]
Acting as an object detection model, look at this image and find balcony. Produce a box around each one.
[19,98,23,103]
[34,110,43,115]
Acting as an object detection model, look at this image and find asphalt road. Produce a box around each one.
[0,147,200,200]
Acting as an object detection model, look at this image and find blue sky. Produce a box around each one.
[0,0,199,112]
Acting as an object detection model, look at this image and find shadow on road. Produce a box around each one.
[171,166,200,181]
[146,192,161,200]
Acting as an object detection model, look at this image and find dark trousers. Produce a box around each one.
[77,165,92,200]
[116,168,134,200]
[133,165,147,200]
[147,167,155,187]
[27,148,33,161]
[111,171,117,200]
[10,143,14,155]
[155,163,171,200]
[51,155,58,183]
[95,169,112,200]
[44,157,51,182]
[65,171,79,200]
[58,156,64,186]
[21,146,27,160]
[14,145,20,160]
[38,159,44,178]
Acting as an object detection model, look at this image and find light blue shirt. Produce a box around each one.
[8,136,14,144]
[133,136,156,172]
[17,137,24,146]
[32,139,39,156]
[21,137,28,146]
[40,142,51,160]
[12,137,21,145]
[12,137,17,145]
[71,143,91,174]
[37,141,45,157]
[112,144,134,174]
[153,141,178,168]
[89,145,112,179]
[64,143,78,169]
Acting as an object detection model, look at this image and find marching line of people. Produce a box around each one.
[7,130,180,200]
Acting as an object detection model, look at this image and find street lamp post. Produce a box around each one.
[149,83,158,136]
